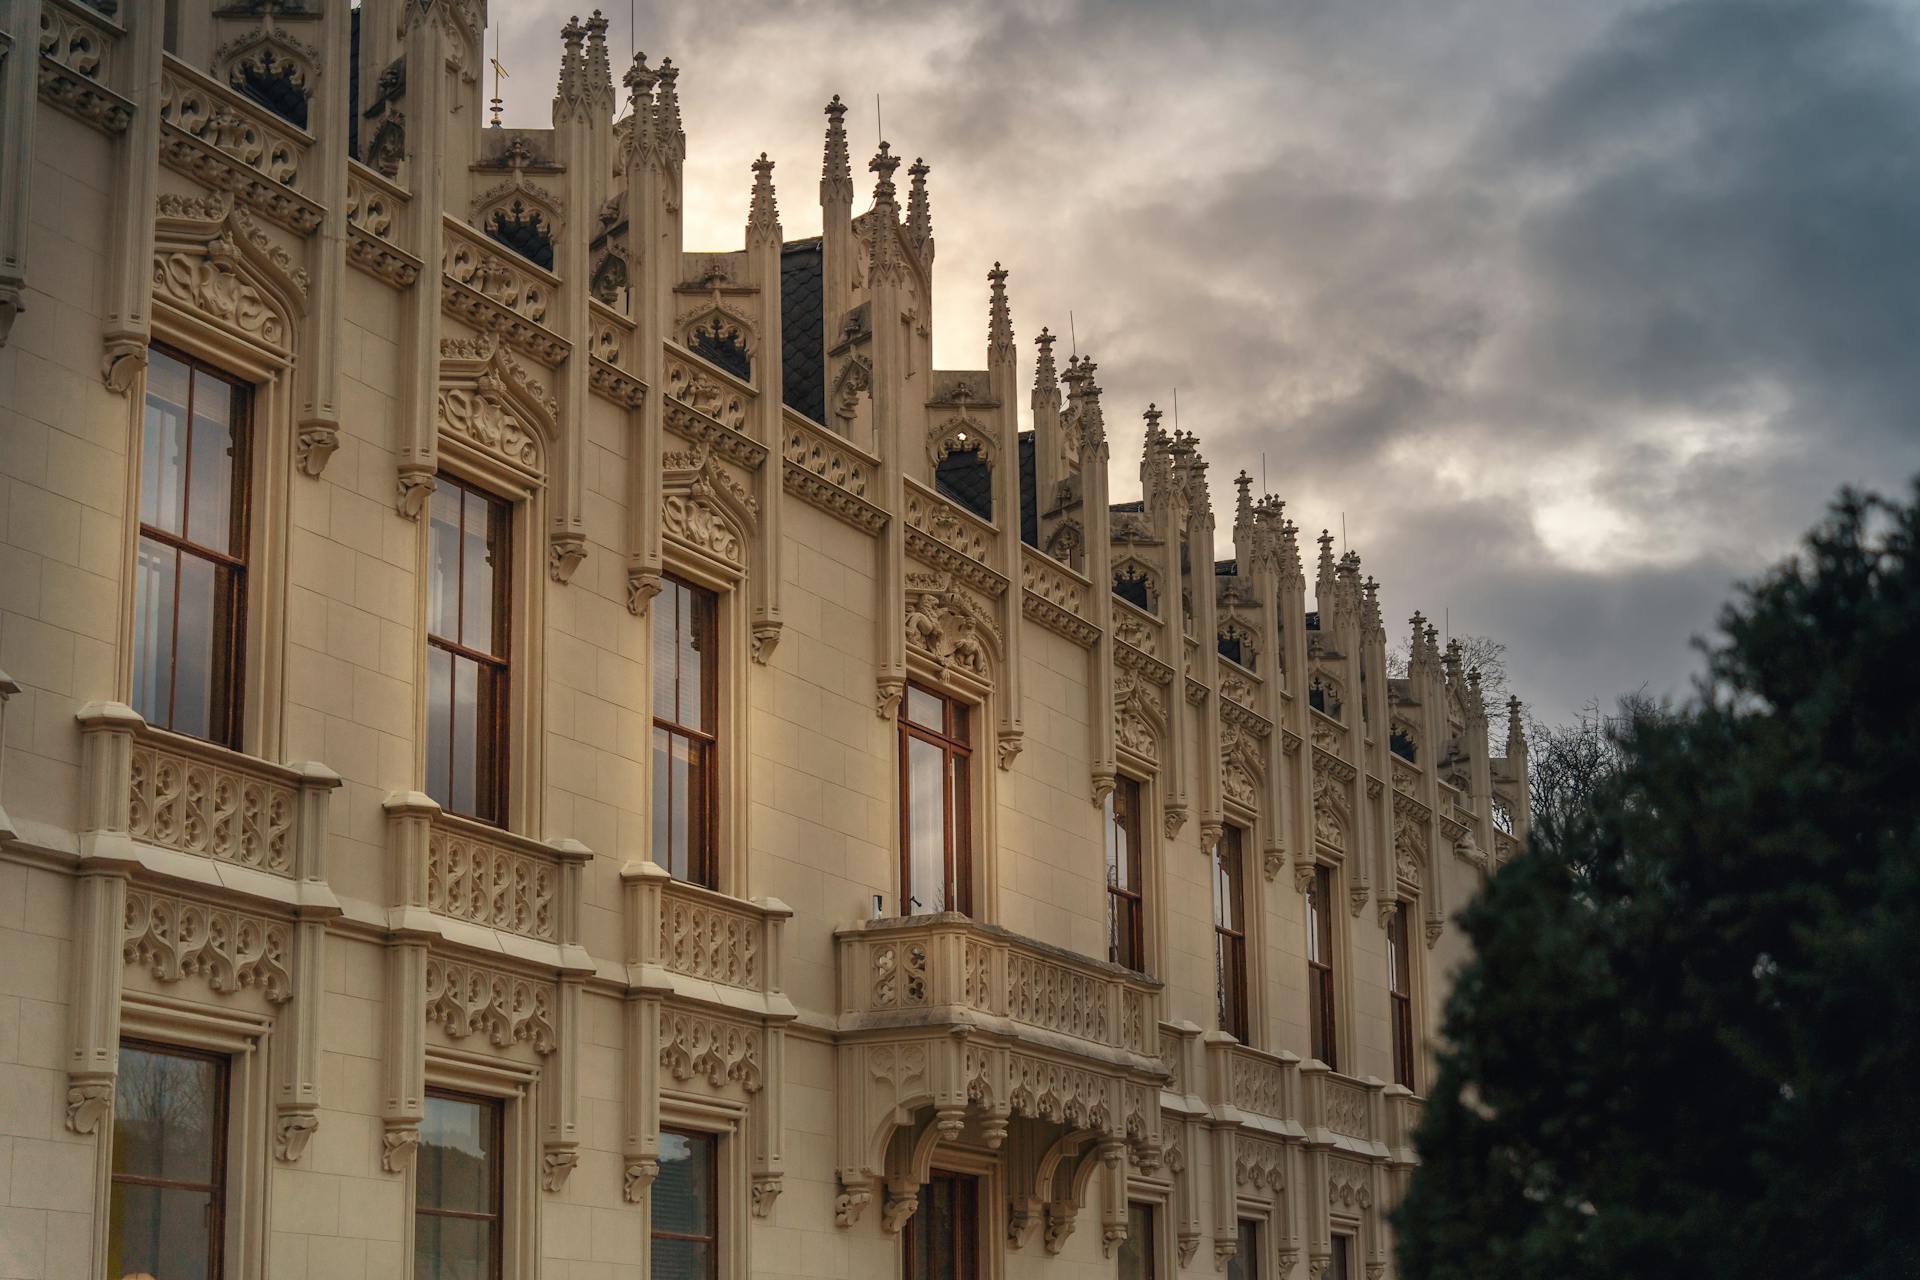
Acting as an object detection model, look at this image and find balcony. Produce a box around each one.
[833,916,1167,1235]
[621,858,795,1019]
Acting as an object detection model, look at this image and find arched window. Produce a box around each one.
[1390,725,1418,763]
[935,446,992,522]
[688,314,751,382]
[485,200,554,271]
[1309,673,1343,721]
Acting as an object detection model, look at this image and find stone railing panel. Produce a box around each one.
[1021,548,1098,646]
[904,480,1002,595]
[158,56,320,233]
[622,860,791,1000]
[38,0,133,134]
[442,217,568,365]
[783,412,887,533]
[427,820,561,942]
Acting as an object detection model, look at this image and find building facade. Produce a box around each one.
[0,3,1531,1278]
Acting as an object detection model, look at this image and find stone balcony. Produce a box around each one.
[832,915,1168,1233]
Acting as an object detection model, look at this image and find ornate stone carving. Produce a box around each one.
[662,443,758,573]
[667,355,748,431]
[1230,1051,1285,1120]
[541,1147,579,1192]
[426,826,559,941]
[1114,664,1164,761]
[659,894,761,989]
[784,418,887,533]
[871,940,929,1009]
[157,66,319,234]
[1235,1137,1286,1192]
[65,1081,114,1135]
[423,958,556,1054]
[659,1011,763,1092]
[1327,1157,1374,1210]
[37,0,133,134]
[903,571,1000,679]
[275,1110,319,1163]
[123,890,293,1003]
[128,741,295,875]
[1324,1079,1371,1141]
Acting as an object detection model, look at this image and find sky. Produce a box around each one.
[490,0,1920,725]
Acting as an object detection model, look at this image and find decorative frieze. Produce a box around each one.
[784,414,886,532]
[158,57,321,235]
[123,889,293,1004]
[426,825,560,942]
[667,351,750,431]
[37,0,132,134]
[346,161,422,286]
[423,956,557,1054]
[658,1010,763,1093]
[904,481,1005,594]
[1020,547,1098,646]
[442,218,568,365]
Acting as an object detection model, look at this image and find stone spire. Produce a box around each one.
[654,58,684,158]
[624,52,658,158]
[987,262,1013,358]
[905,157,932,257]
[867,142,905,284]
[1444,637,1465,691]
[747,153,780,242]
[1235,471,1254,531]
[584,10,614,114]
[1316,530,1338,599]
[1506,695,1526,755]
[1034,327,1058,394]
[821,95,852,206]
[553,14,589,122]
[1363,575,1381,632]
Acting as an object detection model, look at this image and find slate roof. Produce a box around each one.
[1019,432,1037,547]
[780,238,826,423]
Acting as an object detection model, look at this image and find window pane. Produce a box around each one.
[131,538,178,728]
[949,753,969,912]
[653,725,677,875]
[460,490,499,654]
[142,354,190,535]
[653,580,686,715]
[905,685,944,731]
[113,1046,220,1183]
[669,733,694,879]
[426,645,452,811]
[170,553,219,741]
[451,654,479,818]
[653,1238,716,1280]
[185,377,237,554]
[686,738,711,884]
[108,1182,214,1280]
[418,1094,496,1214]
[906,736,946,913]
[1327,1234,1351,1280]
[428,483,462,642]
[415,1210,493,1280]
[677,587,709,729]
[653,1130,715,1236]
[1118,1203,1156,1280]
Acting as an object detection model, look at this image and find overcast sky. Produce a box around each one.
[492,0,1920,725]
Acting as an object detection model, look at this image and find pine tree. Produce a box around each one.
[1395,484,1920,1280]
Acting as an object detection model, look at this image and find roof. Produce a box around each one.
[780,238,825,424]
[1216,557,1238,576]
[1019,432,1037,546]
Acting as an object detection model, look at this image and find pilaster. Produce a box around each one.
[100,0,161,389]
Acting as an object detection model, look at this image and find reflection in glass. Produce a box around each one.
[425,477,510,824]
[108,1043,225,1280]
[653,1130,717,1280]
[652,576,718,885]
[1118,1202,1157,1280]
[416,1093,501,1280]
[907,737,945,912]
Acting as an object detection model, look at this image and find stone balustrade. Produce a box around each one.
[75,702,338,900]
[1203,1033,1303,1135]
[1300,1060,1389,1158]
[782,410,886,533]
[622,859,792,1005]
[838,914,1162,1062]
[159,55,321,234]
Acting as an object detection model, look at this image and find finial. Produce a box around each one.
[1506,695,1526,752]
[1318,530,1337,582]
[748,153,780,238]
[1235,471,1254,524]
[554,15,590,122]
[584,11,613,110]
[655,58,682,144]
[1144,402,1162,433]
[906,157,932,249]
[988,262,1012,354]
[1034,327,1058,392]
[869,141,900,198]
[1409,611,1426,654]
[822,95,852,205]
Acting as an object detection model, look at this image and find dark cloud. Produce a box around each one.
[500,0,1920,723]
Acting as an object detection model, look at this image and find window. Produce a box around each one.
[1389,726,1417,763]
[653,576,719,886]
[416,1091,503,1280]
[134,346,250,746]
[653,1129,719,1280]
[1307,865,1338,1070]
[1388,902,1417,1089]
[1106,777,1147,972]
[934,446,992,522]
[1225,1218,1261,1280]
[899,684,972,916]
[1212,826,1250,1042]
[904,1171,979,1280]
[427,477,511,824]
[109,1042,227,1280]
[1117,1202,1157,1280]
[1325,1233,1353,1280]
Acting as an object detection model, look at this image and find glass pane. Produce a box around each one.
[170,553,218,741]
[475,660,505,824]
[653,580,686,718]
[651,1238,715,1280]
[653,1131,714,1236]
[1328,1234,1351,1280]
[426,646,452,812]
[415,1210,493,1280]
[1239,1220,1261,1280]
[653,725,676,876]
[108,1182,214,1280]
[113,1046,220,1182]
[669,734,694,880]
[1119,1203,1156,1280]
[428,484,462,642]
[906,737,945,913]
[418,1095,495,1213]
[184,375,237,554]
[131,538,178,728]
[685,738,711,885]
[142,353,191,535]
[461,491,499,654]
[451,655,479,818]
[677,587,710,730]
[905,686,944,731]
[950,754,969,912]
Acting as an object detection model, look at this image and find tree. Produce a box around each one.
[1523,693,1654,843]
[1395,484,1920,1280]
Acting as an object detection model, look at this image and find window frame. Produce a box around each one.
[898,681,974,917]
[1387,900,1417,1090]
[1307,864,1339,1070]
[133,343,254,749]
[425,473,514,827]
[1106,775,1148,974]
[415,1087,506,1280]
[1213,825,1251,1043]
[651,1126,721,1280]
[1327,1231,1354,1280]
[1118,1200,1160,1280]
[109,1038,231,1280]
[652,573,721,888]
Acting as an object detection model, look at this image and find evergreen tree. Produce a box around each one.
[1396,484,1920,1280]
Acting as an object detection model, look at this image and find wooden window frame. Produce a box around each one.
[1388,901,1417,1090]
[1327,1231,1354,1280]
[426,474,513,827]
[415,1088,505,1280]
[652,574,721,887]
[652,1126,720,1280]
[1233,1217,1262,1280]
[902,1168,981,1280]
[898,682,973,917]
[1119,1200,1159,1280]
[110,1038,230,1280]
[1307,864,1339,1071]
[135,343,252,749]
[1213,825,1251,1043]
[1106,776,1147,973]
